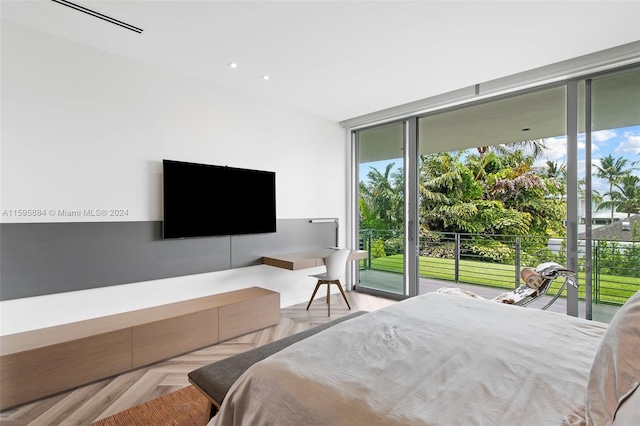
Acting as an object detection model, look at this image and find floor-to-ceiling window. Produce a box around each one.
[356,122,406,297]
[416,86,568,298]
[581,67,640,319]
[352,63,640,319]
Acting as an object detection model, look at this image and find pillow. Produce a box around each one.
[612,382,640,425]
[585,290,640,425]
[521,267,543,289]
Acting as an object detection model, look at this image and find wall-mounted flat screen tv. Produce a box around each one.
[162,159,276,239]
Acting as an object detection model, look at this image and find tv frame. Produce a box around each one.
[162,159,276,239]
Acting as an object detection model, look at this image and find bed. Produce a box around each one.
[209,290,640,426]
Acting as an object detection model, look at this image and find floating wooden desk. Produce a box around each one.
[262,249,368,271]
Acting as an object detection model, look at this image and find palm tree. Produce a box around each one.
[475,138,547,179]
[598,174,640,217]
[544,160,566,200]
[593,154,630,222]
[477,138,548,158]
[359,163,402,229]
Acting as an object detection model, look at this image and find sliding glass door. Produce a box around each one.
[416,86,569,299]
[356,122,407,297]
[581,68,640,320]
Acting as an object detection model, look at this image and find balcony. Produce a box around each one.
[358,229,640,323]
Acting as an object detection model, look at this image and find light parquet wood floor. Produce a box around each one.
[0,292,396,426]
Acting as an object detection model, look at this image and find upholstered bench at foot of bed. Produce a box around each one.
[188,310,368,419]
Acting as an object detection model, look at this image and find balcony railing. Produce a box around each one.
[359,229,640,305]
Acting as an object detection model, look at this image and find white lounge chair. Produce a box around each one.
[438,262,577,310]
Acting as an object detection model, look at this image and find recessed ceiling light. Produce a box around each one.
[261,74,270,81]
[227,62,238,69]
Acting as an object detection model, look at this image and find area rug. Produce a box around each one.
[90,385,210,426]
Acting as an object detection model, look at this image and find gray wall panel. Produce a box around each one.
[0,222,231,300]
[0,219,337,300]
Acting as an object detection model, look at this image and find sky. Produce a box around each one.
[541,124,640,194]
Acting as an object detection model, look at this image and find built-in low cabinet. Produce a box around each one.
[0,286,280,411]
[132,308,219,368]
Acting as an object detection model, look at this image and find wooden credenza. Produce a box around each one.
[0,286,280,411]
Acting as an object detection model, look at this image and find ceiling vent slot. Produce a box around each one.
[51,0,143,34]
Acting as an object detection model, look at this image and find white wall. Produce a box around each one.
[1,21,345,223]
[0,22,349,333]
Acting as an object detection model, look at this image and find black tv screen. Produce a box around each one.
[162,159,276,239]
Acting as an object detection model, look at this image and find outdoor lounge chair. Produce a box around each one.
[438,262,577,310]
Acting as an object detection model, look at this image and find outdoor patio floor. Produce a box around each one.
[358,269,620,323]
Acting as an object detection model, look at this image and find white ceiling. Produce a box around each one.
[2,1,640,122]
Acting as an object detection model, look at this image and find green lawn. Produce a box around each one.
[362,254,638,304]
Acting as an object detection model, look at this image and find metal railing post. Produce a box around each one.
[515,236,521,289]
[454,233,460,282]
[367,230,372,270]
[593,243,599,304]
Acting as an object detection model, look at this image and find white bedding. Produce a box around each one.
[211,292,607,426]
